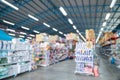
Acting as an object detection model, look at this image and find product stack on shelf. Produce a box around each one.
[66,33,79,58]
[33,33,68,67]
[116,38,120,68]
[75,29,99,77]
[34,33,50,67]
[49,37,68,64]
[0,38,32,79]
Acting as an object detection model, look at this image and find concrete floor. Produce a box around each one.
[5,57,120,80]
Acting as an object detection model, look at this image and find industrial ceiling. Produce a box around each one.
[0,0,120,40]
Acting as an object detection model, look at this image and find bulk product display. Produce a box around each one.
[75,42,94,75]
[33,33,68,67]
[0,39,32,79]
[34,42,50,67]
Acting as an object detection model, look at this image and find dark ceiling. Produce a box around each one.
[0,0,120,39]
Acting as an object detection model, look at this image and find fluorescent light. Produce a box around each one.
[33,30,39,33]
[73,25,77,30]
[64,34,66,36]
[43,22,50,28]
[76,30,79,33]
[68,18,73,24]
[8,33,15,36]
[29,34,35,37]
[27,37,32,39]
[6,28,15,32]
[3,20,15,25]
[105,13,111,20]
[78,32,86,42]
[21,26,30,30]
[19,35,24,38]
[28,14,39,21]
[59,31,63,34]
[59,7,67,16]
[110,0,117,8]
[52,28,58,32]
[96,32,102,43]
[1,0,19,10]
[102,22,107,26]
[101,28,104,31]
[20,32,26,35]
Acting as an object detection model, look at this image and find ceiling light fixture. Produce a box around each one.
[110,0,117,8]
[52,28,58,32]
[105,13,111,20]
[102,22,107,26]
[3,20,15,25]
[73,25,77,30]
[78,32,86,42]
[27,37,32,39]
[28,14,39,21]
[1,0,19,10]
[43,22,50,28]
[19,35,24,38]
[21,26,30,30]
[59,31,63,34]
[8,33,15,36]
[68,18,73,24]
[6,28,15,32]
[76,30,79,33]
[33,30,39,33]
[20,32,26,35]
[29,34,35,37]
[59,7,67,16]
[64,34,66,36]
[101,28,104,31]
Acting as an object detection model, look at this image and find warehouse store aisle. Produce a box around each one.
[6,58,120,80]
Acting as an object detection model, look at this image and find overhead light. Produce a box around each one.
[68,18,73,24]
[76,30,79,33]
[64,34,66,36]
[110,0,117,8]
[59,7,67,16]
[43,22,50,28]
[73,25,77,30]
[19,35,24,38]
[101,28,104,31]
[105,13,111,20]
[21,26,30,30]
[1,0,19,10]
[3,20,15,25]
[78,32,86,42]
[28,14,39,21]
[52,28,58,32]
[59,31,63,34]
[27,37,32,39]
[29,34,35,37]
[33,30,39,33]
[6,28,15,32]
[8,33,15,36]
[20,32,26,35]
[96,31,103,43]
[102,22,107,26]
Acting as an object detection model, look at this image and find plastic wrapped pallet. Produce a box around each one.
[86,29,95,41]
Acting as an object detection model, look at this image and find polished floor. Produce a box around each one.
[6,57,120,80]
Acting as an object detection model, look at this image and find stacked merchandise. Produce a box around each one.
[34,42,50,66]
[116,38,120,68]
[49,40,68,64]
[0,39,32,79]
[75,42,94,75]
[33,33,68,67]
[75,29,99,77]
[66,33,79,59]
